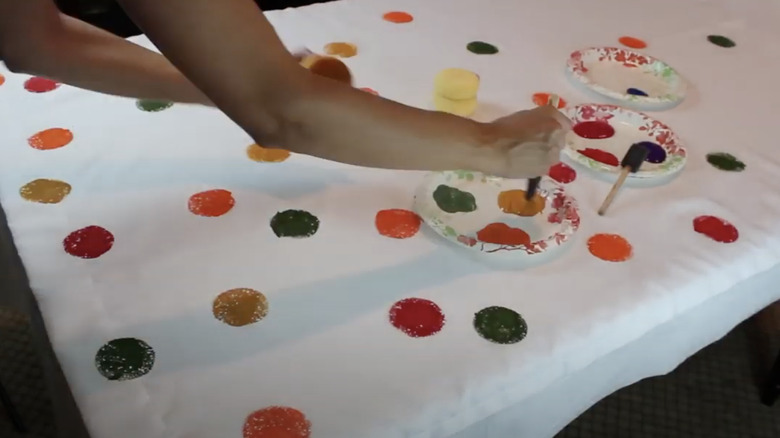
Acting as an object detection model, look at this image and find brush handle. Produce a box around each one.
[525,177,541,200]
[598,167,631,215]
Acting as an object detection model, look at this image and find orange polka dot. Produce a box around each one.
[243,406,311,438]
[618,36,647,49]
[28,128,74,150]
[587,233,633,262]
[188,189,235,217]
[375,209,422,239]
[383,11,414,23]
[246,143,291,163]
[532,93,567,109]
[0,73,5,86]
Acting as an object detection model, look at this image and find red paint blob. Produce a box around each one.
[63,226,115,259]
[375,209,421,239]
[476,223,531,246]
[693,215,739,243]
[389,298,445,338]
[548,162,577,184]
[573,121,615,139]
[578,148,620,166]
[243,406,311,438]
[24,77,60,93]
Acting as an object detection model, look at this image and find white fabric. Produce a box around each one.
[1,0,780,437]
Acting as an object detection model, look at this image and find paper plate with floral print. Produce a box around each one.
[561,103,687,179]
[566,47,686,111]
[413,171,580,256]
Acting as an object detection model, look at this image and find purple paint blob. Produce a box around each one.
[635,141,666,163]
[626,87,648,96]
[573,121,615,140]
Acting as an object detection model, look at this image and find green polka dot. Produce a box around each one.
[707,35,736,48]
[270,209,320,238]
[467,41,499,55]
[432,185,477,213]
[136,99,174,112]
[95,338,155,381]
[474,306,527,344]
[706,152,745,172]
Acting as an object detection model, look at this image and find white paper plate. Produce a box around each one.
[413,171,580,257]
[561,103,687,179]
[566,47,686,111]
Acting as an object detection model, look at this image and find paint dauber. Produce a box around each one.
[597,143,649,216]
[525,94,562,201]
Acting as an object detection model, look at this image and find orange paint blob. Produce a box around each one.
[188,189,235,217]
[375,209,422,239]
[28,128,74,150]
[587,233,633,262]
[497,190,546,217]
[243,406,311,438]
[0,73,5,86]
[618,36,647,49]
[532,93,567,109]
[246,143,291,163]
[477,223,531,246]
[383,11,414,23]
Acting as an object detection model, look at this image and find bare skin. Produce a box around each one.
[0,0,571,178]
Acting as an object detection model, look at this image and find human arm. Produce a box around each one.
[0,0,210,104]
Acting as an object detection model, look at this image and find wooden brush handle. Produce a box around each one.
[598,167,631,216]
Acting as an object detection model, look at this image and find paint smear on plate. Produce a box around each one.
[324,42,357,58]
[188,189,235,217]
[19,178,71,204]
[618,36,647,49]
[24,77,59,93]
[383,11,413,23]
[270,209,319,238]
[706,152,745,172]
[497,190,546,217]
[95,338,155,381]
[389,298,446,338]
[213,288,268,327]
[473,306,527,345]
[573,121,615,139]
[626,87,648,96]
[532,92,566,109]
[244,406,311,438]
[360,87,379,95]
[587,233,632,262]
[707,35,736,48]
[693,215,739,243]
[136,99,173,112]
[28,128,73,150]
[375,209,421,239]
[548,162,577,183]
[432,184,477,213]
[467,41,499,55]
[476,223,531,246]
[636,141,666,163]
[64,226,114,259]
[577,148,619,166]
[246,143,291,163]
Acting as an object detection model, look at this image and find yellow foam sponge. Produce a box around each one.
[433,94,478,117]
[434,68,480,100]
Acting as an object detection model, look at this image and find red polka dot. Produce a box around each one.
[532,92,567,109]
[383,11,414,23]
[63,226,114,259]
[24,77,60,93]
[618,36,647,49]
[693,215,739,243]
[243,406,311,438]
[188,189,235,217]
[375,209,421,239]
[389,298,445,338]
[548,162,577,184]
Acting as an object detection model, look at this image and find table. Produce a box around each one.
[2,0,780,437]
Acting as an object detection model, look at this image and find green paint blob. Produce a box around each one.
[474,306,527,345]
[136,99,174,112]
[706,152,745,172]
[467,41,499,55]
[433,184,477,213]
[95,338,155,381]
[707,35,736,48]
[270,209,320,238]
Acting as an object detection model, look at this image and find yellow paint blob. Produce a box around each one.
[246,143,291,163]
[497,189,546,217]
[212,288,269,327]
[324,42,358,58]
[19,178,72,204]
[433,68,480,100]
[433,94,478,117]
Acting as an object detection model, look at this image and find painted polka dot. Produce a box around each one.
[243,406,311,438]
[28,128,74,150]
[95,338,155,381]
[375,209,421,239]
[473,306,527,344]
[587,233,633,262]
[213,288,268,327]
[618,36,647,49]
[324,42,357,58]
[389,298,445,338]
[360,87,379,95]
[532,92,566,109]
[246,143,290,163]
[19,178,71,204]
[188,189,235,217]
[706,152,745,172]
[0,73,5,87]
[467,41,499,55]
[548,162,577,184]
[24,77,60,93]
[63,226,114,259]
[270,210,319,238]
[693,215,739,243]
[136,99,173,112]
[383,11,413,23]
[707,35,736,48]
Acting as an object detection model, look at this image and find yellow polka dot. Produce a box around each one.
[246,144,291,163]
